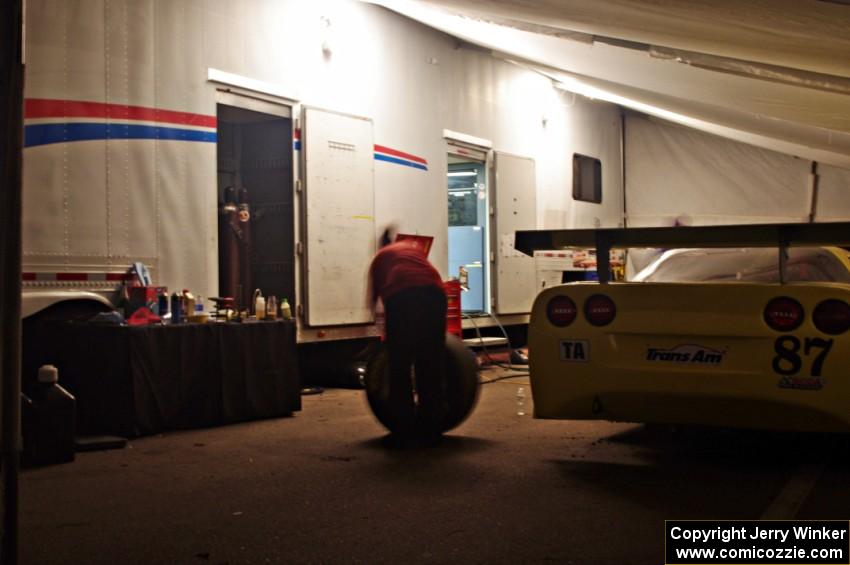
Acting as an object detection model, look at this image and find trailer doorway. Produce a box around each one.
[447,151,489,313]
[216,95,294,313]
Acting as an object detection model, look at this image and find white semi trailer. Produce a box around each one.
[21,0,625,344]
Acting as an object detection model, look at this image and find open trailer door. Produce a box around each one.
[493,151,537,314]
[302,107,375,326]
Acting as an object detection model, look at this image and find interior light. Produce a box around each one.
[447,171,477,177]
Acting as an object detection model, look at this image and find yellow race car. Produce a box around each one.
[516,222,850,433]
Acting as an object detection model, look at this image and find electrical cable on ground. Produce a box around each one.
[462,312,530,384]
[479,372,530,384]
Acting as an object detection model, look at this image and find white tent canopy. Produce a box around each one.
[372,0,850,168]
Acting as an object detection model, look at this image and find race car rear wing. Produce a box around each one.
[515,221,850,284]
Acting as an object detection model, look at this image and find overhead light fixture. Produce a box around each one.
[447,171,477,177]
[552,76,700,129]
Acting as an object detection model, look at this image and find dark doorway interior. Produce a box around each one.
[216,104,294,312]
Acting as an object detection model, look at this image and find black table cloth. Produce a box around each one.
[47,320,300,437]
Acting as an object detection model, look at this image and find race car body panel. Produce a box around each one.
[528,281,850,433]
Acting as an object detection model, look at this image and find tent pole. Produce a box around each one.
[620,110,627,229]
[808,161,820,223]
[0,0,25,563]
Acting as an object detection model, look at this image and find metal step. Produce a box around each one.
[462,336,509,349]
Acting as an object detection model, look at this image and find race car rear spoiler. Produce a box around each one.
[515,221,850,284]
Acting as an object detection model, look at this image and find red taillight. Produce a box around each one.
[764,297,804,332]
[584,294,616,327]
[813,299,850,335]
[546,295,577,327]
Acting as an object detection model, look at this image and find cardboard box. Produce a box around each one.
[127,286,167,317]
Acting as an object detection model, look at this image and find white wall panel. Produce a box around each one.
[566,100,624,229]
[66,143,109,258]
[23,0,67,99]
[155,1,200,113]
[105,0,130,106]
[625,115,811,227]
[182,2,211,115]
[184,142,218,298]
[241,0,288,85]
[65,0,107,103]
[105,0,129,262]
[23,1,71,261]
[106,136,131,262]
[126,142,158,264]
[201,0,242,75]
[816,164,850,222]
[124,0,155,109]
[522,95,626,231]
[152,1,214,294]
[21,146,66,258]
[156,139,189,291]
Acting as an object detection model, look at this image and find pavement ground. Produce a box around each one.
[19,367,850,565]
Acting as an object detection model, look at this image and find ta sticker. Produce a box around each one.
[560,340,589,362]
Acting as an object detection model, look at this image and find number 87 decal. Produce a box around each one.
[772,336,834,377]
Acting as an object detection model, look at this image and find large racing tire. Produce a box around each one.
[365,334,479,435]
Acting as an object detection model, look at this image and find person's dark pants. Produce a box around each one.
[384,285,447,437]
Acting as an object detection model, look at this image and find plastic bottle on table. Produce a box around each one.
[182,289,195,321]
[267,295,278,320]
[255,291,266,320]
[516,386,526,416]
[281,298,292,320]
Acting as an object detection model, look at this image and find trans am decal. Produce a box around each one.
[645,344,726,365]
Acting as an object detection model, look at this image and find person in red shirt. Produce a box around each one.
[368,227,447,440]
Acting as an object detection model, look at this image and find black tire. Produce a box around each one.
[365,334,479,435]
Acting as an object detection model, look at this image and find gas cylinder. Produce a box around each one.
[237,186,253,310]
[218,186,241,306]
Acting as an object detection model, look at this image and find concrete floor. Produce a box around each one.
[20,368,850,565]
